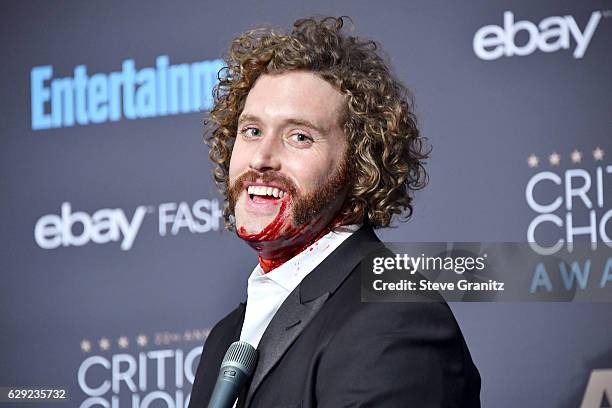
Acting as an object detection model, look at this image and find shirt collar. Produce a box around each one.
[247,224,361,292]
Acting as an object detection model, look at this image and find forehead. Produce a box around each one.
[241,71,346,128]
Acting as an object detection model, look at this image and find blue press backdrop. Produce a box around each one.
[1,1,611,407]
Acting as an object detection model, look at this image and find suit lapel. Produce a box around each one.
[243,226,382,406]
[244,289,329,406]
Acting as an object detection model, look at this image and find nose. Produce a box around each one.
[249,132,282,172]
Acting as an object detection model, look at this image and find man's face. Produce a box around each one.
[228,71,349,248]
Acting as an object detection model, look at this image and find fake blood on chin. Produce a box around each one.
[238,199,331,273]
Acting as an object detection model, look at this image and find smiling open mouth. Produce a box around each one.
[247,185,287,203]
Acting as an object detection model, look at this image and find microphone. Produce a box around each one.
[207,341,258,408]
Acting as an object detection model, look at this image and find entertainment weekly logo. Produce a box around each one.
[30,55,224,130]
[34,199,223,251]
[77,329,208,408]
[473,10,606,60]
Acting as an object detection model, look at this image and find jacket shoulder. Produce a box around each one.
[188,304,245,408]
[314,290,481,406]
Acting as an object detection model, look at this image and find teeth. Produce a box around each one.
[247,185,286,198]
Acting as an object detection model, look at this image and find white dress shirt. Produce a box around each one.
[239,224,360,348]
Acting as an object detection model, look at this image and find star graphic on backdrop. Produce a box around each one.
[80,339,91,353]
[184,330,193,342]
[99,337,110,351]
[136,334,148,347]
[570,149,582,163]
[593,147,604,161]
[549,152,561,166]
[527,154,539,168]
[118,336,129,349]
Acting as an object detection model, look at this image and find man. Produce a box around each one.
[190,16,481,407]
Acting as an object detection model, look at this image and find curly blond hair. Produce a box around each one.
[207,16,429,230]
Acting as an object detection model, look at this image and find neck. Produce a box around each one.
[237,198,347,273]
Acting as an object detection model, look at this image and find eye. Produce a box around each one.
[241,127,262,138]
[288,132,313,146]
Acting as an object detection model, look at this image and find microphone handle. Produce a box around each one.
[207,367,248,408]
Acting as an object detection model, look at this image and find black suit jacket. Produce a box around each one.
[189,227,481,407]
